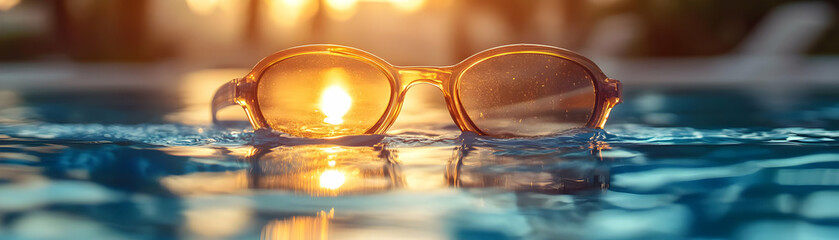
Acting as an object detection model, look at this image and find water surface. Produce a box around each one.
[0,84,838,239]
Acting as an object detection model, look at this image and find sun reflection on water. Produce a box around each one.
[261,209,334,240]
[319,170,346,190]
[240,145,403,196]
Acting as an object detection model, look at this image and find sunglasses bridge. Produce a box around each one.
[396,67,452,89]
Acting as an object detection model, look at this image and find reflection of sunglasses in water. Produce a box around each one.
[212,44,622,138]
[243,139,608,196]
[244,145,404,196]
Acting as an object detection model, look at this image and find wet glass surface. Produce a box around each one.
[1,79,838,239]
[458,53,596,137]
[257,54,393,138]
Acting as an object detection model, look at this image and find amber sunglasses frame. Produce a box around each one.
[212,44,622,137]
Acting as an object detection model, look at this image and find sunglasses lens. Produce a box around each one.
[256,54,392,138]
[457,53,596,137]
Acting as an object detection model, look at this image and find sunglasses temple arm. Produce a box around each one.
[211,79,239,125]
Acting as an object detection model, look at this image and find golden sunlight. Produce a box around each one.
[261,209,333,240]
[325,0,358,20]
[320,85,352,125]
[185,0,220,15]
[319,170,346,190]
[324,0,425,19]
[325,0,358,11]
[0,0,20,11]
[389,0,425,12]
[267,0,318,27]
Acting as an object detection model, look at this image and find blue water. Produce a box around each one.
[0,87,838,239]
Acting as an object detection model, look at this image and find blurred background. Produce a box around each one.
[2,2,839,239]
[1,0,838,128]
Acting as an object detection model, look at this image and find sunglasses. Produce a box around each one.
[212,44,622,138]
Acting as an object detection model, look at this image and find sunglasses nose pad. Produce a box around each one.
[397,67,450,90]
[387,67,456,132]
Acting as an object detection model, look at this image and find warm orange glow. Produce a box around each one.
[320,146,342,154]
[267,0,318,27]
[325,0,358,20]
[319,170,346,190]
[261,209,334,240]
[185,0,220,15]
[0,0,19,11]
[239,146,405,196]
[324,0,424,19]
[389,0,425,12]
[320,85,352,125]
[326,0,357,11]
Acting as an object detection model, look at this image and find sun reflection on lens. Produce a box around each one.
[320,85,352,125]
[319,170,346,190]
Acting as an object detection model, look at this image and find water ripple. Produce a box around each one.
[0,123,252,146]
[607,124,839,145]
[2,123,837,148]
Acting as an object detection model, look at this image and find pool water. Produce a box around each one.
[0,86,838,240]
